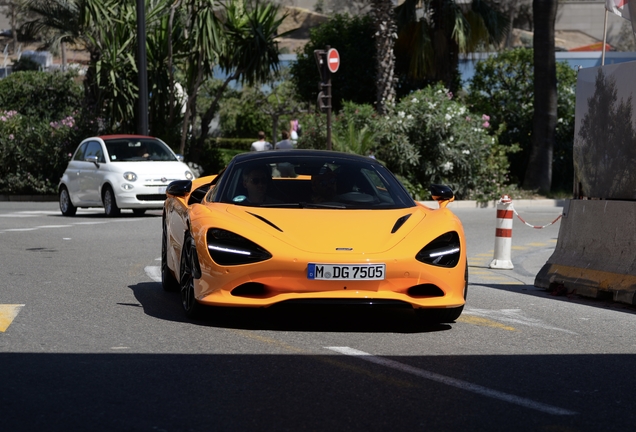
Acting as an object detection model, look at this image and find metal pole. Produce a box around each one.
[602,9,608,66]
[325,46,332,150]
[136,0,149,135]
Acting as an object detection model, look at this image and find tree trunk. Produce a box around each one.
[524,0,557,193]
[372,0,397,114]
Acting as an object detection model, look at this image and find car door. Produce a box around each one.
[65,142,88,204]
[79,140,107,205]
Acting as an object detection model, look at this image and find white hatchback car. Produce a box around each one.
[59,135,194,216]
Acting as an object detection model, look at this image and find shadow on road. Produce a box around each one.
[471,282,636,315]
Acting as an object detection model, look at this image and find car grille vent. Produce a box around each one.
[136,194,167,201]
[407,284,445,298]
[391,214,412,233]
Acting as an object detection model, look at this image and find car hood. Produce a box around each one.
[109,161,191,180]
[225,206,425,254]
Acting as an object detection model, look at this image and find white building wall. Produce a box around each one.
[556,1,627,43]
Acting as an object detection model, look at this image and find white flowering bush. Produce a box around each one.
[376,83,518,201]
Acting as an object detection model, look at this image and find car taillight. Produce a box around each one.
[416,231,461,267]
[206,228,272,265]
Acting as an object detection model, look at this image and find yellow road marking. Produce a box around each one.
[231,329,415,388]
[528,242,548,247]
[511,246,529,250]
[0,304,24,332]
[457,315,517,331]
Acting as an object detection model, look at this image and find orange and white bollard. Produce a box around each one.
[489,195,514,269]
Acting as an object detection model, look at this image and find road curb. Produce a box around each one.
[0,195,567,207]
[0,195,58,202]
[419,199,566,208]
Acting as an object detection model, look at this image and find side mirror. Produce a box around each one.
[166,180,192,197]
[430,184,455,208]
[175,154,185,162]
[85,155,100,167]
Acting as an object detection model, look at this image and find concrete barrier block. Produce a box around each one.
[535,199,636,305]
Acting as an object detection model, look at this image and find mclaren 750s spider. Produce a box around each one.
[162,150,467,323]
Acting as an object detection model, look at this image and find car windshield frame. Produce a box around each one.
[210,152,416,210]
[103,138,178,162]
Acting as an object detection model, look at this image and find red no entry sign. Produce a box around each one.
[327,48,340,73]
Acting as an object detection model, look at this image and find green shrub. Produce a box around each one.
[0,110,83,194]
[0,70,83,121]
[290,14,376,113]
[376,84,518,201]
[466,48,577,191]
[12,57,41,72]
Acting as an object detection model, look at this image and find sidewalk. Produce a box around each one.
[420,199,566,208]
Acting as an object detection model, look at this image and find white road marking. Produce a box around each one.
[0,217,148,233]
[145,266,162,282]
[464,308,577,334]
[326,346,577,416]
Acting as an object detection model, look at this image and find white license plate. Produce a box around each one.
[158,186,167,194]
[307,263,385,280]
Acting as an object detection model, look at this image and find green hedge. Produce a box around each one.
[206,137,254,151]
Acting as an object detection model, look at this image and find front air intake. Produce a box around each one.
[407,284,445,297]
[231,283,267,297]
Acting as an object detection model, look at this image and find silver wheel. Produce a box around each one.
[103,186,120,217]
[59,187,77,216]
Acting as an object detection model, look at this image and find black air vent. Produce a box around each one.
[391,214,412,233]
[247,212,283,232]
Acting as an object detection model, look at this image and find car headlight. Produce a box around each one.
[206,228,272,265]
[416,231,461,267]
[185,171,194,180]
[123,172,137,182]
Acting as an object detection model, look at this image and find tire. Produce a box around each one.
[59,186,77,216]
[132,208,146,216]
[180,232,203,318]
[415,306,464,324]
[102,186,121,217]
[161,219,179,292]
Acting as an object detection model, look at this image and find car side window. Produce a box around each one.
[73,142,88,161]
[85,141,105,163]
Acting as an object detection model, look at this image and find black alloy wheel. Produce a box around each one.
[179,232,202,318]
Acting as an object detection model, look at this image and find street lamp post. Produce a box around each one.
[136,0,149,136]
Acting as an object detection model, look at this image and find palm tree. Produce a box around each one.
[187,0,291,162]
[332,122,378,158]
[371,0,397,115]
[523,0,557,193]
[23,0,119,112]
[393,0,508,94]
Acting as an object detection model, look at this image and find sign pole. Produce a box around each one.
[314,46,340,151]
[325,46,332,150]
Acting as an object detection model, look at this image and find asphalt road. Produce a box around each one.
[1,201,635,431]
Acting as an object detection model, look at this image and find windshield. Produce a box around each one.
[214,154,415,210]
[104,138,178,162]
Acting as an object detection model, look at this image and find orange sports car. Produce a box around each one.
[162,150,467,323]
